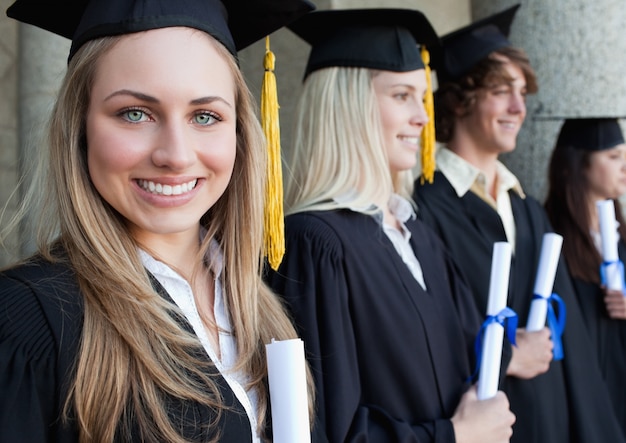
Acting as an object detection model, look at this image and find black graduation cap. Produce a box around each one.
[6,0,315,60]
[556,118,625,152]
[437,3,520,83]
[287,8,440,79]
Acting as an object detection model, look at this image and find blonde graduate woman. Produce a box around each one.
[0,0,325,442]
[265,8,515,443]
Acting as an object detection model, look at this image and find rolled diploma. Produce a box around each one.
[526,233,563,331]
[266,338,311,443]
[478,242,512,400]
[597,199,623,290]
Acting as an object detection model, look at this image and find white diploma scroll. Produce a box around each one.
[477,242,512,401]
[597,199,624,291]
[266,338,311,443]
[526,233,563,331]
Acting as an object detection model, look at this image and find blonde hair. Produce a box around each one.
[284,67,414,214]
[4,32,313,442]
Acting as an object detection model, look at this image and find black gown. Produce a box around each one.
[571,239,626,436]
[414,171,626,443]
[0,254,258,442]
[265,209,491,443]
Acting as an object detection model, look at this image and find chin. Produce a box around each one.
[395,162,417,174]
[498,143,517,153]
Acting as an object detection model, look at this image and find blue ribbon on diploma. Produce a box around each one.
[468,307,518,382]
[600,259,626,294]
[531,292,566,360]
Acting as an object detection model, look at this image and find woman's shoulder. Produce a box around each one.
[0,254,83,360]
[1,254,81,305]
[284,209,374,248]
[0,255,82,442]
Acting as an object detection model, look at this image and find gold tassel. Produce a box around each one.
[261,36,285,270]
[420,45,436,184]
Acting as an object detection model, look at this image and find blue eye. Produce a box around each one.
[194,112,221,126]
[127,110,144,121]
[120,109,149,123]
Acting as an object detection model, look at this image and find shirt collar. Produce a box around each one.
[139,230,224,282]
[388,193,416,223]
[436,146,525,198]
[333,192,416,224]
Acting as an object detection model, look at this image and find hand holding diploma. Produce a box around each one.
[597,199,625,292]
[477,242,518,401]
[603,287,626,319]
[526,232,566,360]
[451,385,515,443]
[266,338,311,443]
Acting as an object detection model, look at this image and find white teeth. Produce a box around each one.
[139,179,197,196]
[400,136,420,145]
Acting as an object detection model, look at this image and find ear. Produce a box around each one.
[454,89,482,119]
[454,101,471,119]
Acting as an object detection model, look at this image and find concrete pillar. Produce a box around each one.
[0,0,18,267]
[472,0,626,202]
[11,24,68,260]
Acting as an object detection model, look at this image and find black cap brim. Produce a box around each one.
[556,118,625,151]
[288,8,440,78]
[7,0,315,59]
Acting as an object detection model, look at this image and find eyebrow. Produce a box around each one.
[387,83,418,89]
[488,80,526,90]
[104,89,233,107]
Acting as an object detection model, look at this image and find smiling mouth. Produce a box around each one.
[399,136,420,145]
[499,122,518,129]
[138,179,198,196]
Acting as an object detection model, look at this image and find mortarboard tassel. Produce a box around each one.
[420,45,436,184]
[261,36,285,270]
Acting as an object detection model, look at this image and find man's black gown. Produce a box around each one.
[265,209,490,443]
[571,240,626,436]
[414,171,626,443]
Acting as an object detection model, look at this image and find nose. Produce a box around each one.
[151,120,196,170]
[509,91,526,115]
[410,100,428,127]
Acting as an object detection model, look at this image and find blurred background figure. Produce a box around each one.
[545,117,626,435]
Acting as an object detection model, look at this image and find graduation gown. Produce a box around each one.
[0,254,253,443]
[571,239,626,436]
[265,209,485,443]
[414,171,626,443]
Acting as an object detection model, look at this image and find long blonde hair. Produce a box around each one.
[284,67,415,214]
[5,32,313,442]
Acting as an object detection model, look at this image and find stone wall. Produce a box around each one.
[0,0,18,267]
